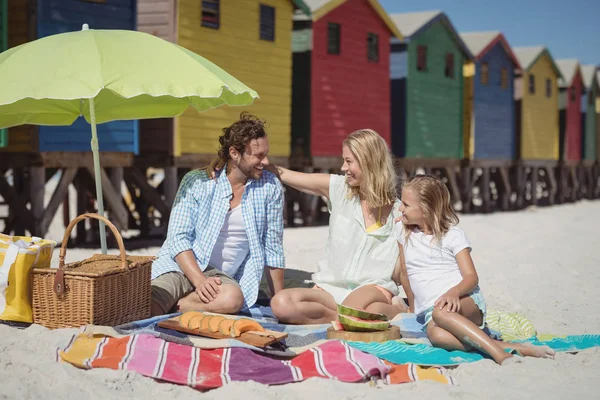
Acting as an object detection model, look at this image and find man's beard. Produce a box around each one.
[238,160,260,179]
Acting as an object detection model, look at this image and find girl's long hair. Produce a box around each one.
[342,129,397,208]
[402,175,459,245]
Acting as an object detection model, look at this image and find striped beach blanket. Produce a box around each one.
[57,333,453,389]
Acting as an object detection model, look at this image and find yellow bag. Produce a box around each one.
[0,234,56,323]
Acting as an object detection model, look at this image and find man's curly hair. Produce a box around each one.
[217,112,267,163]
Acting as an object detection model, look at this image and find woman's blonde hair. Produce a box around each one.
[342,129,397,208]
[402,175,459,245]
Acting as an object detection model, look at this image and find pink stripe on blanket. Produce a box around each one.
[315,341,389,382]
[124,334,164,378]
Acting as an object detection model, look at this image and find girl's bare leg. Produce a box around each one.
[342,285,408,320]
[428,297,555,365]
[270,288,338,324]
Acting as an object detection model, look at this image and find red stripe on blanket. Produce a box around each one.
[192,348,225,390]
[160,341,195,385]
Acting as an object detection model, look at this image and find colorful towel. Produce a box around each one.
[391,311,502,344]
[484,309,537,341]
[347,334,600,366]
[57,334,453,389]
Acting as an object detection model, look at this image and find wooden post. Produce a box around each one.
[556,166,566,204]
[499,167,511,211]
[461,166,472,213]
[444,167,461,209]
[530,167,538,206]
[29,167,45,236]
[514,165,523,209]
[38,168,77,237]
[568,166,578,201]
[74,174,88,245]
[163,167,178,208]
[481,167,491,213]
[110,167,124,197]
[544,166,556,206]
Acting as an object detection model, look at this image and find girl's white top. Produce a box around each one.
[395,223,471,314]
[312,174,401,303]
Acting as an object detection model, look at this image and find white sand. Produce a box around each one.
[1,197,600,398]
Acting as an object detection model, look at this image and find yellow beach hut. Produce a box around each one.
[137,0,311,164]
[512,46,562,161]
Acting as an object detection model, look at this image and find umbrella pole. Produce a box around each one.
[89,97,108,254]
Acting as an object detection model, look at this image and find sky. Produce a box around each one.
[379,0,600,66]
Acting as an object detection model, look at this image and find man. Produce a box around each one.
[150,112,285,316]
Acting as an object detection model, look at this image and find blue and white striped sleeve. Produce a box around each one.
[166,170,202,259]
[264,178,285,269]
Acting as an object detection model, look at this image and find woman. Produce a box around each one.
[268,129,408,324]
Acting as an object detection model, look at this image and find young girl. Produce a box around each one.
[396,175,555,365]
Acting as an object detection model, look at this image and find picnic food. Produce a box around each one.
[333,304,390,332]
[338,314,391,332]
[176,312,266,338]
[179,311,204,328]
[336,304,388,321]
[230,318,265,337]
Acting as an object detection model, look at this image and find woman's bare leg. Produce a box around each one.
[428,297,555,364]
[342,285,408,320]
[270,288,338,324]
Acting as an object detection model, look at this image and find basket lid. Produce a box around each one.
[48,254,154,278]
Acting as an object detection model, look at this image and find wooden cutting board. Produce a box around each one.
[326,325,401,342]
[157,317,288,348]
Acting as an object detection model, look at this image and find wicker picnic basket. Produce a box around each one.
[32,213,153,329]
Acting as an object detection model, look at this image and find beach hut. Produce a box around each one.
[597,70,600,163]
[458,31,520,212]
[556,60,584,163]
[388,12,472,160]
[581,65,599,164]
[512,46,562,206]
[460,32,520,161]
[580,66,600,198]
[1,0,139,155]
[290,0,402,166]
[388,11,472,204]
[136,0,311,167]
[0,0,6,148]
[556,59,585,201]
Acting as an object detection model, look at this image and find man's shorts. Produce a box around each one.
[151,267,241,314]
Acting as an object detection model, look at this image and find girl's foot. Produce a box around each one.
[520,343,556,359]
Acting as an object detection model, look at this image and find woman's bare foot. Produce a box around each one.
[391,296,409,313]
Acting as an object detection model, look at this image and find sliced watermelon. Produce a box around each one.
[338,314,390,332]
[337,304,388,321]
[331,320,344,331]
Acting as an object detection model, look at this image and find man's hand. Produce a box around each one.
[195,276,222,303]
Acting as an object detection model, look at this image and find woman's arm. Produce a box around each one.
[267,164,330,198]
[396,243,414,312]
[206,158,331,199]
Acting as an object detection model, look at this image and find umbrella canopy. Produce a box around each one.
[0,25,259,253]
[0,25,258,127]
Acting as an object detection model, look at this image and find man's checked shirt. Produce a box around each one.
[151,168,285,308]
